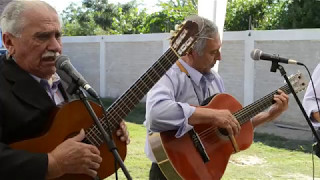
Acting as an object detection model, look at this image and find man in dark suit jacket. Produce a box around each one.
[0,1,129,179]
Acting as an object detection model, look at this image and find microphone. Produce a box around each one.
[56,55,99,99]
[251,49,303,65]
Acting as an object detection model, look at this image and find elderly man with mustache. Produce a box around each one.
[0,1,129,180]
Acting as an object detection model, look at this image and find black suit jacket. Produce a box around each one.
[0,55,70,180]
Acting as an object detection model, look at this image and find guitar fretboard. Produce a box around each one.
[84,48,179,146]
[234,84,291,125]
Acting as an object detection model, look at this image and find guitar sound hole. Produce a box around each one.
[218,128,229,136]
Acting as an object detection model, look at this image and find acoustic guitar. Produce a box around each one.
[10,20,199,180]
[149,72,307,180]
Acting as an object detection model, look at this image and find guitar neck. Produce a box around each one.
[83,20,199,146]
[235,84,291,125]
[100,48,178,131]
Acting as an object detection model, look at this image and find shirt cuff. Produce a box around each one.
[175,102,196,138]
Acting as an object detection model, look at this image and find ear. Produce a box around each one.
[2,32,16,56]
[189,49,199,59]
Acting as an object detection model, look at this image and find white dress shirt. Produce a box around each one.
[144,59,225,162]
[303,63,320,127]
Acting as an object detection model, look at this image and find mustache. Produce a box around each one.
[42,51,60,59]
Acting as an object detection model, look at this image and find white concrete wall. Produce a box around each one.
[61,29,320,132]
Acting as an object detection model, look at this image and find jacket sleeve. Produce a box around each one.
[0,106,48,180]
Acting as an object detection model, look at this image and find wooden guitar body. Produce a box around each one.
[10,100,126,180]
[9,21,201,179]
[149,72,307,180]
[149,94,253,180]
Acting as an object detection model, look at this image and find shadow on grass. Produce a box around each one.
[254,132,314,153]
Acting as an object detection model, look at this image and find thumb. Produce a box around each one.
[71,129,85,142]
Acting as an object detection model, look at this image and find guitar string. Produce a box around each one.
[234,85,290,125]
[85,48,179,145]
[87,34,223,144]
[87,59,294,145]
[197,85,292,140]
[86,51,296,145]
[86,49,176,145]
[236,85,289,124]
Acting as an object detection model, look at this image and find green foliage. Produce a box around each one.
[225,0,287,31]
[279,0,320,29]
[62,0,148,36]
[145,0,198,33]
[62,3,107,36]
[62,0,320,35]
[110,2,149,34]
[225,0,320,31]
[61,0,197,35]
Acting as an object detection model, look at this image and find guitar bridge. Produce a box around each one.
[188,129,210,163]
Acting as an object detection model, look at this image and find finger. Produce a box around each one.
[230,116,240,132]
[120,121,127,130]
[120,136,126,142]
[277,89,284,94]
[84,168,98,178]
[116,129,122,136]
[279,93,289,101]
[273,98,283,108]
[230,121,240,135]
[72,129,85,142]
[225,126,234,136]
[276,90,289,99]
[87,145,100,155]
[90,153,103,164]
[89,161,100,170]
[274,93,289,100]
[232,116,241,129]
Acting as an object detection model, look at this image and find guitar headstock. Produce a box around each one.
[170,20,199,57]
[288,72,308,93]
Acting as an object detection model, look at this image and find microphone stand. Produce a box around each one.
[66,83,132,180]
[270,61,320,150]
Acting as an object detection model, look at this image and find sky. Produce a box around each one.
[43,0,162,14]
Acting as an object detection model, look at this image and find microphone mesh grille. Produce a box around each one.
[55,55,69,69]
[250,49,262,60]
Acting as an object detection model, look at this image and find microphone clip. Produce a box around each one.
[270,56,280,73]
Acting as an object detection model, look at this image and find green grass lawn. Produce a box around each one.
[102,99,320,179]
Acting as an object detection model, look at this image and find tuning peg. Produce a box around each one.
[175,24,180,30]
[170,30,177,37]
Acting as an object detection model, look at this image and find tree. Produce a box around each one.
[62,0,148,36]
[225,0,320,31]
[62,3,106,36]
[109,1,149,34]
[279,0,320,29]
[225,0,287,31]
[145,0,198,33]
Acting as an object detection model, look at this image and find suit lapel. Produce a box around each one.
[2,60,55,110]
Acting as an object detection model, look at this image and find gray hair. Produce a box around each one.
[185,15,219,56]
[0,0,61,37]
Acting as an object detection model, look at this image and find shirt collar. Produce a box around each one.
[30,73,61,88]
[178,59,214,86]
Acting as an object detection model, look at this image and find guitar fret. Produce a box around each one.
[235,84,292,125]
[90,48,180,146]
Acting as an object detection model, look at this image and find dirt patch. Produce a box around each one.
[229,155,266,166]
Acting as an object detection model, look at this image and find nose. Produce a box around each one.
[47,36,62,53]
[215,50,222,61]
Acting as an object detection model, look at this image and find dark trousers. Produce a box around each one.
[149,163,167,180]
[313,128,320,158]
